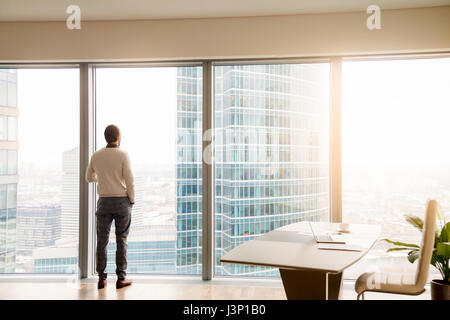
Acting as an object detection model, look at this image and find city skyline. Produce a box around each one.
[2,59,450,280]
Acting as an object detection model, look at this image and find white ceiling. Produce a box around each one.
[0,0,449,21]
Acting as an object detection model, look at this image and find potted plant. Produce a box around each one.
[384,211,450,300]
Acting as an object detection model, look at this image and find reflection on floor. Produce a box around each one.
[0,278,431,300]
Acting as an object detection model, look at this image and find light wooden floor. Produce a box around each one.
[0,278,431,300]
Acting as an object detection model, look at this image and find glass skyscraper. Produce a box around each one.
[214,64,329,276]
[175,64,330,277]
[0,69,19,273]
[176,66,203,274]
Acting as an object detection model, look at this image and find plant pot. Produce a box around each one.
[431,280,450,300]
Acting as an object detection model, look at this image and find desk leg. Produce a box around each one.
[279,269,343,300]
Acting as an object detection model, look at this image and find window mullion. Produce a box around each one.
[330,58,342,223]
[202,61,214,280]
[79,63,95,279]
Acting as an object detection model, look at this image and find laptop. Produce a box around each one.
[308,221,346,244]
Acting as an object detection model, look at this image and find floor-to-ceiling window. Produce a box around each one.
[95,66,203,275]
[2,56,448,280]
[342,57,450,279]
[214,63,331,277]
[0,68,79,273]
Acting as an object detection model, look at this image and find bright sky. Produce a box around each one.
[18,68,79,169]
[17,67,178,170]
[95,67,177,167]
[342,57,450,168]
[16,58,450,171]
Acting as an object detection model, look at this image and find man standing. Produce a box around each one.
[86,124,134,289]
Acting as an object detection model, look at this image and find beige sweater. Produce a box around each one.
[85,147,135,203]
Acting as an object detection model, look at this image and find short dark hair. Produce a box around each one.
[104,125,120,144]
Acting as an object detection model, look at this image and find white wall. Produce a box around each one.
[0,6,449,62]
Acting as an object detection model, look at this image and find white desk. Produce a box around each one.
[220,221,381,300]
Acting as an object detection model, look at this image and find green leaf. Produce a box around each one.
[436,242,450,259]
[404,215,424,232]
[431,252,439,268]
[383,238,420,248]
[439,222,450,243]
[408,250,420,264]
[387,247,418,252]
[432,250,447,264]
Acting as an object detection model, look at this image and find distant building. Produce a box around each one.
[0,69,19,273]
[33,225,176,274]
[16,205,61,256]
[61,147,79,239]
[130,176,145,228]
[33,237,78,273]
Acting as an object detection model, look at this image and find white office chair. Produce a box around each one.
[355,199,438,300]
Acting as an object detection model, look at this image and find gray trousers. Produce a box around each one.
[96,196,132,280]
